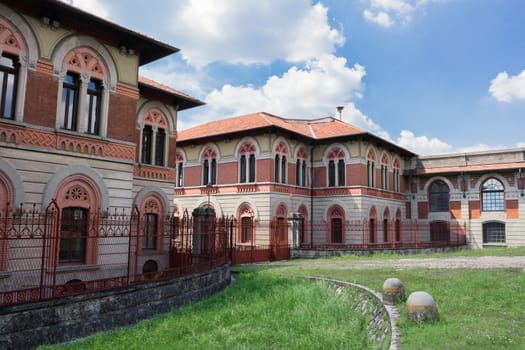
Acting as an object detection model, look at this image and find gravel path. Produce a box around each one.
[268,256,525,270]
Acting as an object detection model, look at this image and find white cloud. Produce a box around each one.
[180,55,365,126]
[396,130,452,155]
[363,10,394,28]
[60,0,110,19]
[167,0,345,67]
[363,0,442,27]
[489,70,525,102]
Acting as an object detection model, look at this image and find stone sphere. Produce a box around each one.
[406,291,439,322]
[382,278,404,305]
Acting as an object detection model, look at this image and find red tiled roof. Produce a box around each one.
[138,76,202,102]
[177,112,365,142]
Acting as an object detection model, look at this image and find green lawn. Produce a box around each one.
[42,247,525,349]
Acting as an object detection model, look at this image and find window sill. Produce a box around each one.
[482,243,507,248]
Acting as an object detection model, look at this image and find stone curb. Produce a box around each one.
[301,276,401,350]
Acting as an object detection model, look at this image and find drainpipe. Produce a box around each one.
[310,145,314,247]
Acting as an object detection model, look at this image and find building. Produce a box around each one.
[0,0,205,294]
[175,112,525,250]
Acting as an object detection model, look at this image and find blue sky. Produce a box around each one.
[65,0,525,155]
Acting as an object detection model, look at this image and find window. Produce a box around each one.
[141,125,153,164]
[59,207,88,264]
[429,180,449,212]
[85,79,101,134]
[296,148,308,187]
[0,54,17,119]
[176,162,184,187]
[239,152,256,183]
[383,219,388,242]
[369,218,376,243]
[142,213,158,250]
[327,148,345,187]
[154,128,166,166]
[60,73,80,131]
[482,178,504,211]
[483,222,505,244]
[395,219,401,241]
[274,143,288,184]
[241,217,252,243]
[331,218,343,243]
[328,160,336,187]
[202,148,217,185]
[380,155,389,190]
[367,150,376,187]
[430,221,449,241]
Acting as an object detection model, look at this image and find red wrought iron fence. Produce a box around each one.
[302,219,467,249]
[0,203,229,307]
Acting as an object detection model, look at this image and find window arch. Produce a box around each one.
[139,194,165,251]
[54,176,101,266]
[0,10,38,121]
[237,203,254,243]
[52,36,117,137]
[327,147,345,187]
[296,147,308,187]
[482,178,504,212]
[274,142,288,184]
[429,180,449,212]
[328,205,345,244]
[239,142,256,183]
[58,47,109,135]
[367,150,376,187]
[140,108,169,166]
[202,147,218,185]
[380,154,389,190]
[483,221,505,244]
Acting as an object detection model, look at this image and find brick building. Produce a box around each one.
[0,0,203,291]
[175,112,525,250]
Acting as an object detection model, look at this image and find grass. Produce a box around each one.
[326,245,525,260]
[42,274,373,350]
[42,247,525,349]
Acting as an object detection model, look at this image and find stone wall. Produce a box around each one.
[0,263,231,350]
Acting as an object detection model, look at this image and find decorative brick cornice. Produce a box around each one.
[133,165,176,181]
[0,123,135,161]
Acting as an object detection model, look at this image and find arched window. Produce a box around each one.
[383,208,390,242]
[237,204,254,243]
[141,108,168,166]
[381,154,389,190]
[482,178,504,211]
[483,222,505,244]
[328,206,345,243]
[274,142,288,184]
[327,147,345,187]
[139,195,165,251]
[239,142,256,183]
[0,13,37,122]
[429,180,449,212]
[0,53,18,119]
[202,147,217,185]
[142,213,158,250]
[59,48,108,136]
[296,147,308,187]
[367,150,376,187]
